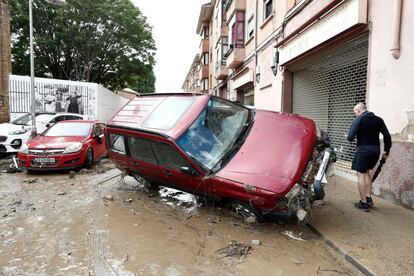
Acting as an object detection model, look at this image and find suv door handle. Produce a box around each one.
[163,170,172,175]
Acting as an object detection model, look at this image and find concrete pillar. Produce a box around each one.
[0,0,11,123]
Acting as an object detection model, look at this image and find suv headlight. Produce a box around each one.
[19,144,29,154]
[9,128,30,135]
[63,142,83,154]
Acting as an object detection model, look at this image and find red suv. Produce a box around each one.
[106,93,335,222]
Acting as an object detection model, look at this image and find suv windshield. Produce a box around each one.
[44,122,91,137]
[11,114,54,125]
[177,97,251,171]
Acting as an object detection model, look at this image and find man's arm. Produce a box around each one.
[380,119,392,155]
[347,117,361,142]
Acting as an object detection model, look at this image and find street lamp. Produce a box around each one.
[29,0,66,138]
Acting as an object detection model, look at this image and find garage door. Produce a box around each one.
[292,36,368,162]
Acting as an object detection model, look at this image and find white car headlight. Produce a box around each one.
[9,128,30,135]
[19,144,29,154]
[63,142,83,154]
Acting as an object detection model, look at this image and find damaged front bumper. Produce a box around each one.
[282,138,336,222]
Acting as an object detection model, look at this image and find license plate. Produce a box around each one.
[33,157,56,163]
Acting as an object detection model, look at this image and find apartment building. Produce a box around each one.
[183,0,414,209]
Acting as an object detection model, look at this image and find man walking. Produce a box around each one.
[347,103,392,212]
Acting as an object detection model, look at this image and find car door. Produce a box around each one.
[150,140,204,193]
[127,135,166,185]
[90,123,106,160]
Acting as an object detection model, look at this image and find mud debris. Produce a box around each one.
[23,178,38,184]
[216,240,252,260]
[69,171,76,179]
[103,195,114,201]
[251,240,261,246]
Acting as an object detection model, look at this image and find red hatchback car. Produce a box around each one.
[18,120,107,171]
[106,94,335,222]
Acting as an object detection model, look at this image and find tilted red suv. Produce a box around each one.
[106,93,335,222]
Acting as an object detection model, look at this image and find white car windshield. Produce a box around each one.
[44,122,91,137]
[177,97,251,171]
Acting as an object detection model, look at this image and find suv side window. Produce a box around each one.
[108,134,126,155]
[128,136,157,164]
[151,141,188,171]
[49,116,65,124]
[67,115,83,120]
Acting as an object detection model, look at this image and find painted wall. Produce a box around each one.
[96,85,128,122]
[368,0,414,136]
[367,0,414,209]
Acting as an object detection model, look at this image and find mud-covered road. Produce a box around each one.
[0,160,357,275]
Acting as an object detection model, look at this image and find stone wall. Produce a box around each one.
[0,0,11,123]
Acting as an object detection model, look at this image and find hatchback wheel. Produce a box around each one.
[84,148,94,169]
[228,199,266,223]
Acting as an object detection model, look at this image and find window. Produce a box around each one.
[202,79,209,91]
[263,0,273,20]
[108,134,126,155]
[202,26,209,38]
[228,11,245,50]
[246,14,255,40]
[142,97,195,131]
[215,0,222,28]
[93,124,103,137]
[242,87,254,106]
[202,53,209,65]
[44,122,91,137]
[128,136,157,164]
[177,97,250,171]
[152,142,188,171]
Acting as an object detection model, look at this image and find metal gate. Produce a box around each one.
[292,36,368,162]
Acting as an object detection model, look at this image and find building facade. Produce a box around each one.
[183,0,414,209]
[0,0,11,123]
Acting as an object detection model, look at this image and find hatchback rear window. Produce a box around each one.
[142,97,195,130]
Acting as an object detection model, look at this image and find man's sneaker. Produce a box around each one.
[366,196,374,207]
[354,201,369,212]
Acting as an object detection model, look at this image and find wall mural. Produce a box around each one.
[8,76,96,120]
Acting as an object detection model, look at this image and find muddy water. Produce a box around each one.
[0,162,357,275]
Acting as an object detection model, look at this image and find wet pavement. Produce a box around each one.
[0,159,357,275]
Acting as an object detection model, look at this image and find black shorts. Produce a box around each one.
[352,151,380,173]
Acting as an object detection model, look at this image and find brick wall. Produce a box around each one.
[0,0,11,123]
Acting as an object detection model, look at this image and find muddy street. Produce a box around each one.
[0,160,356,275]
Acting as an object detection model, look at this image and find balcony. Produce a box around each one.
[225,44,245,69]
[215,61,228,80]
[225,0,245,19]
[199,38,209,54]
[199,64,209,79]
[218,25,228,38]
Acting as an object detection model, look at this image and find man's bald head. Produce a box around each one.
[353,103,367,117]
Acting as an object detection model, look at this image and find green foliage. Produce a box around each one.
[9,0,156,92]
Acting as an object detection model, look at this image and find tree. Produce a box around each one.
[9,0,156,92]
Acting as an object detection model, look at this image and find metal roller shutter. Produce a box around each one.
[292,36,368,163]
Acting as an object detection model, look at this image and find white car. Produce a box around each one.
[0,113,84,153]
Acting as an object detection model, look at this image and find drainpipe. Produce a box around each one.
[254,0,259,82]
[391,0,403,59]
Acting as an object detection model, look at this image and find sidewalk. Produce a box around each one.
[310,175,414,275]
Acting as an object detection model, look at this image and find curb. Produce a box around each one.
[306,223,375,276]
